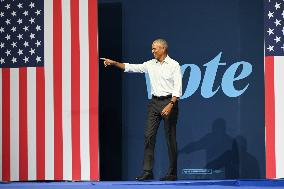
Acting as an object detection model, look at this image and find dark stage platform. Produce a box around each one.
[0,180,284,189]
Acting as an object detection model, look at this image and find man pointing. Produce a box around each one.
[102,39,182,181]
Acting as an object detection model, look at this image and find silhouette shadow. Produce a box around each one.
[179,118,260,179]
[206,135,260,179]
[180,118,233,164]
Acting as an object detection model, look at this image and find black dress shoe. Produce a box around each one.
[159,174,177,181]
[135,171,154,181]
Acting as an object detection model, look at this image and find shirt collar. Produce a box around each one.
[164,55,171,64]
[155,55,170,64]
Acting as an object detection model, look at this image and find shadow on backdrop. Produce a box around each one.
[206,135,260,179]
[179,118,260,179]
[179,118,233,179]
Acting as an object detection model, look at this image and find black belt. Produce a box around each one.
[152,94,172,100]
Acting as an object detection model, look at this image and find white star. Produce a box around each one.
[281,44,284,51]
[275,19,281,26]
[23,26,29,32]
[11,26,16,32]
[36,56,41,63]
[17,18,22,24]
[0,43,4,48]
[29,17,35,24]
[11,11,16,17]
[24,41,29,47]
[11,57,17,64]
[30,33,35,39]
[29,48,35,55]
[0,27,4,33]
[275,2,281,10]
[5,34,10,40]
[23,56,29,63]
[268,11,274,19]
[35,40,41,47]
[35,10,41,15]
[282,10,284,18]
[282,27,284,35]
[0,58,5,64]
[17,34,23,40]
[5,4,10,9]
[17,3,23,8]
[267,45,274,52]
[23,10,28,16]
[267,28,274,35]
[5,49,11,56]
[35,25,41,31]
[5,19,11,25]
[0,12,4,17]
[23,41,29,47]
[29,2,35,8]
[274,36,281,43]
[11,41,17,48]
[18,49,23,56]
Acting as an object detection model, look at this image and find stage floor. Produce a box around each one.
[0,179,284,189]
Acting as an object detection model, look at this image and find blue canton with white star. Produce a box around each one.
[265,0,284,56]
[0,0,44,68]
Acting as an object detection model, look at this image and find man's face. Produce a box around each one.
[152,42,166,60]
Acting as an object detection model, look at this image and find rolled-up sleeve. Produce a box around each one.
[172,64,182,97]
[124,63,147,73]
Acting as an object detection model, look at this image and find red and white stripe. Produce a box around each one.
[265,56,284,179]
[0,0,99,181]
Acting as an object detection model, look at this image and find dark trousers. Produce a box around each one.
[143,97,178,175]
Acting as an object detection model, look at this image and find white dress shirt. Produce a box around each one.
[124,55,182,97]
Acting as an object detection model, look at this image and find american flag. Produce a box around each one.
[0,0,99,181]
[264,0,284,179]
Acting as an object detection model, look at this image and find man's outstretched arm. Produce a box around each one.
[100,58,125,70]
[101,58,147,73]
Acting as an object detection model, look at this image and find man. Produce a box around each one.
[101,39,182,181]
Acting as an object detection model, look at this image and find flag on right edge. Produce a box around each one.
[264,0,284,179]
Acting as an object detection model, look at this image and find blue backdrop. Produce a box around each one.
[100,0,265,180]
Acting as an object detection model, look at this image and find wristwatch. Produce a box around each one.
[169,101,175,105]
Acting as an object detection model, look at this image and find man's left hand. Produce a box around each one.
[161,103,173,116]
